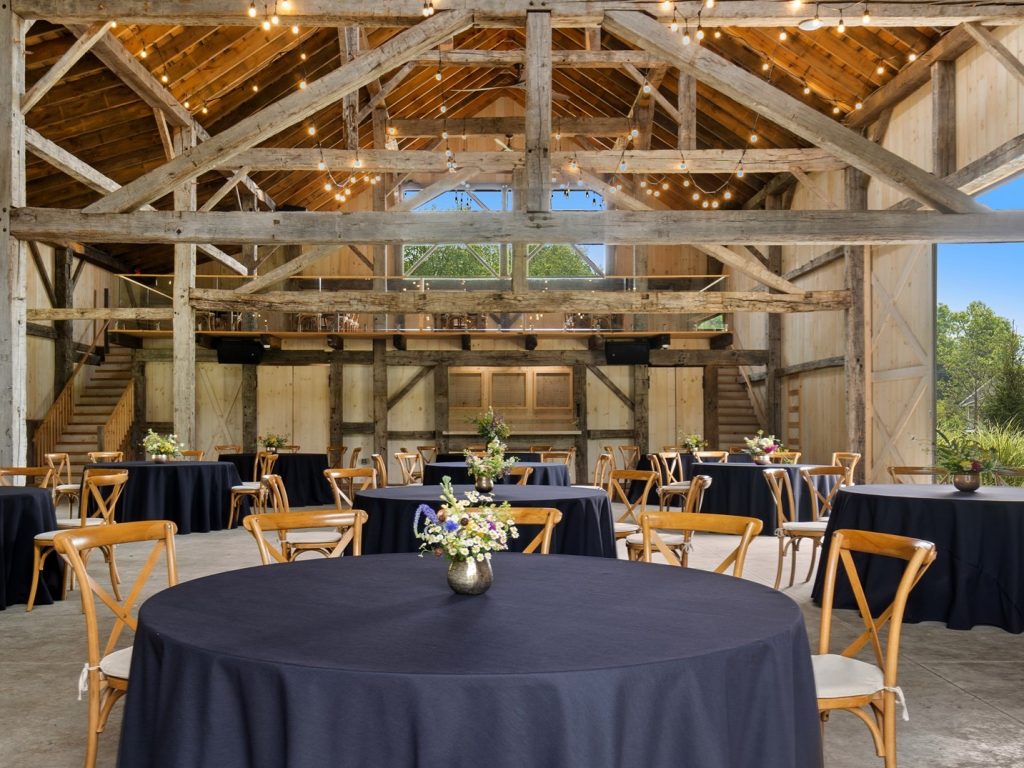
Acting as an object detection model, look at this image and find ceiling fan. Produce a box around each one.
[450,65,572,102]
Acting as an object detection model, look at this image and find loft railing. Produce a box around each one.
[33,321,110,464]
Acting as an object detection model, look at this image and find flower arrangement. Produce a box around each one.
[464,438,518,480]
[259,433,288,451]
[678,433,707,453]
[142,429,182,457]
[935,431,998,475]
[468,406,511,443]
[414,477,518,562]
[743,429,784,459]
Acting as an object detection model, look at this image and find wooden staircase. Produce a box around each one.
[47,346,134,476]
[716,365,764,449]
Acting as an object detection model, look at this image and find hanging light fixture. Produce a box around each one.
[798,4,824,31]
[862,3,871,24]
[837,10,846,33]
[248,2,257,18]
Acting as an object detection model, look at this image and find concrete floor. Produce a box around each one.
[1,524,1023,768]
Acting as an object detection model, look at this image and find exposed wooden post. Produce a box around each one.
[524,11,552,213]
[703,365,720,449]
[53,246,75,396]
[372,108,392,330]
[572,363,588,484]
[340,27,360,151]
[844,167,870,482]
[372,338,387,457]
[172,125,197,448]
[765,193,784,435]
[0,7,28,466]
[511,168,528,293]
[131,355,146,459]
[632,363,650,456]
[241,366,258,451]
[931,60,957,177]
[434,362,449,453]
[677,73,697,150]
[330,352,344,449]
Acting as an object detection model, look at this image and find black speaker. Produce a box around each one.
[604,340,649,365]
[216,339,264,365]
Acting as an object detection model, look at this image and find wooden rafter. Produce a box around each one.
[20,21,110,113]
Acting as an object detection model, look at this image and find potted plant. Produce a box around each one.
[678,433,707,454]
[414,477,519,595]
[468,406,511,444]
[259,433,288,453]
[142,429,182,462]
[743,429,784,465]
[935,430,998,492]
[464,439,519,493]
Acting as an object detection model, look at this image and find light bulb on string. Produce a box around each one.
[653,190,661,197]
[692,192,700,201]
[908,52,917,62]
[630,127,639,138]
[662,181,670,190]
[300,52,306,60]
[161,71,169,83]
[248,2,257,17]
[696,24,705,41]
[335,193,343,202]
[201,105,208,114]
[711,200,719,208]
[862,4,870,24]
[422,0,435,17]
[110,21,117,28]
[640,180,647,188]
[298,79,307,89]
[683,179,690,187]
[682,22,691,45]
[749,132,758,143]
[435,67,442,81]
[876,64,885,75]
[855,101,863,110]
[660,0,672,10]
[642,80,652,94]
[271,14,279,26]
[139,46,148,59]
[762,60,770,72]
[183,98,190,108]
[837,11,845,33]
[619,160,628,172]
[714,29,722,39]
[779,30,787,41]
[803,83,812,95]
[281,0,291,8]
[736,166,745,178]
[291,24,299,34]
[832,104,841,114]
[723,190,732,200]
[670,13,679,32]
[702,200,709,208]
[317,160,326,171]
[791,0,801,7]
[705,0,714,7]
[252,83,259,92]
[262,18,271,30]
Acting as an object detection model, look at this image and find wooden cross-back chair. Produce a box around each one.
[652,451,692,510]
[769,451,802,464]
[636,511,762,578]
[279,445,301,454]
[693,450,729,463]
[324,467,376,509]
[625,474,712,564]
[371,454,388,487]
[617,445,641,469]
[607,469,658,541]
[816,530,937,768]
[214,444,242,457]
[45,452,80,517]
[602,446,618,471]
[801,466,849,523]
[887,466,949,484]
[395,452,423,485]
[87,451,123,463]
[228,451,279,528]
[527,444,552,452]
[179,450,204,461]
[348,446,362,468]
[417,445,438,466]
[472,507,562,554]
[506,466,533,485]
[0,466,54,490]
[992,467,1024,486]
[764,467,827,590]
[832,452,862,484]
[27,469,129,612]
[53,520,178,768]
[326,444,347,468]
[540,450,574,465]
[247,475,366,562]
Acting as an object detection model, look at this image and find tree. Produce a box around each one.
[528,244,600,277]
[936,301,1018,431]
[982,334,1024,427]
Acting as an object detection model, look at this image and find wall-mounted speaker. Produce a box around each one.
[216,339,264,365]
[604,340,649,365]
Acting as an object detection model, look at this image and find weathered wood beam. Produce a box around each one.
[172,125,197,449]
[19,1,1024,28]
[677,72,697,151]
[372,339,387,457]
[154,108,174,161]
[387,365,434,410]
[388,116,633,138]
[191,287,850,315]
[391,167,477,213]
[20,20,110,113]
[407,49,669,67]
[18,208,1024,246]
[703,366,719,449]
[84,11,473,213]
[356,63,414,124]
[235,244,337,294]
[695,244,802,293]
[965,23,1024,88]
[199,166,251,212]
[52,248,74,395]
[25,128,247,274]
[602,10,984,215]
[229,147,844,174]
[845,168,869,483]
[26,241,56,308]
[525,11,552,213]
[27,307,173,321]
[932,59,958,179]
[586,363,633,410]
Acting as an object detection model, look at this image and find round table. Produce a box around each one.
[437,451,541,463]
[424,461,570,487]
[811,484,1024,632]
[89,461,243,534]
[698,463,835,535]
[119,555,822,768]
[0,487,62,609]
[218,453,333,507]
[356,484,616,558]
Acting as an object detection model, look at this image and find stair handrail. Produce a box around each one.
[100,380,134,454]
[729,326,769,430]
[33,321,111,464]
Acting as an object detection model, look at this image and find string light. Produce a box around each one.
[779,30,787,41]
[642,80,652,95]
[692,192,700,201]
[324,182,332,191]
[908,52,917,62]
[761,60,770,72]
[723,190,732,200]
[139,46,148,59]
[791,0,802,7]
[837,10,845,33]
[248,2,257,17]
[300,52,307,60]
[271,13,279,26]
[714,29,722,39]
[799,5,823,31]
[307,125,316,135]
[318,160,326,171]
[682,20,691,45]
[422,0,435,17]
[855,101,863,110]
[161,71,169,83]
[661,181,670,191]
[298,78,307,89]
[262,18,271,30]
[291,24,299,34]
[862,3,871,24]
[281,0,291,8]
[803,83,812,95]
[696,22,705,41]
[702,199,709,208]
[832,104,841,114]
[705,0,715,7]
[183,98,190,108]
[110,21,117,28]
[660,0,672,10]
[201,105,208,114]
[670,13,679,32]
[711,200,719,208]
[353,151,363,169]
[736,167,745,178]
[877,64,885,75]
[749,132,758,143]
[251,83,259,92]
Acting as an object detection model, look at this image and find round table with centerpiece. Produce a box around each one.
[423,461,570,487]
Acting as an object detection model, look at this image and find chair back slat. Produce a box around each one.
[44,452,73,486]
[762,468,797,529]
[831,451,861,484]
[417,445,438,465]
[506,466,533,485]
[252,451,280,482]
[608,470,658,525]
[799,466,848,521]
[243,509,368,564]
[468,507,562,555]
[639,510,762,577]
[394,452,423,484]
[693,450,729,463]
[79,469,129,526]
[371,454,388,487]
[324,467,376,509]
[887,466,949,484]
[768,451,802,464]
[326,445,347,468]
[87,451,123,463]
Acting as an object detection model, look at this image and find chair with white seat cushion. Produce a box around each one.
[652,451,691,510]
[764,467,829,590]
[625,474,713,564]
[53,520,178,768]
[27,469,128,612]
[815,529,936,768]
[228,451,279,528]
[45,452,80,517]
[607,469,658,541]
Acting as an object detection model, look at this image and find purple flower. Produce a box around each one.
[971,460,983,473]
[415,504,438,524]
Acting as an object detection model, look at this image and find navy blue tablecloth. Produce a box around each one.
[437,451,541,463]
[119,555,822,768]
[356,484,616,558]
[424,461,570,487]
[89,461,243,534]
[0,487,62,609]
[219,453,333,507]
[811,484,1024,632]
[698,463,835,535]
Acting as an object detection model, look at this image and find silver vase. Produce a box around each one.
[952,473,980,492]
[447,558,493,595]
[474,475,494,493]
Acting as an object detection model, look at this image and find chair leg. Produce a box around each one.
[788,538,800,588]
[84,687,101,768]
[882,697,897,768]
[102,545,121,602]
[804,539,820,584]
[26,543,44,612]
[773,534,787,590]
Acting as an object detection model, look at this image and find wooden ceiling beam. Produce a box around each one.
[602,11,984,214]
[18,1,1024,28]
[15,208,1024,246]
[20,21,111,113]
[83,11,475,214]
[964,23,1024,88]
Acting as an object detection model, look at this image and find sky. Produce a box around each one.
[937,174,1024,329]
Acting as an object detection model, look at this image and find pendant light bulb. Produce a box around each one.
[248,2,257,17]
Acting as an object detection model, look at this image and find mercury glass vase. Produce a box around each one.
[151,454,169,463]
[753,454,771,465]
[447,557,493,595]
[952,473,981,492]
[474,475,494,493]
